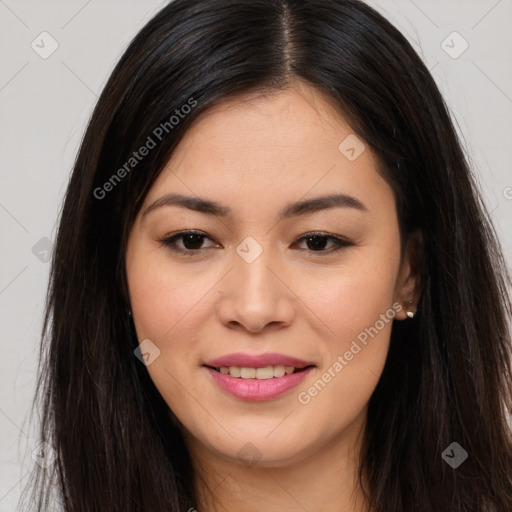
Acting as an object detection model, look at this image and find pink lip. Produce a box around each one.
[203,353,316,401]
[203,352,314,369]
[204,366,315,401]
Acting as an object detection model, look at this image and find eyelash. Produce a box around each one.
[159,230,354,257]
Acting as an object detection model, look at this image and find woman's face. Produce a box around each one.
[126,82,418,469]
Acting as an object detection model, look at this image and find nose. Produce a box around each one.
[216,248,296,334]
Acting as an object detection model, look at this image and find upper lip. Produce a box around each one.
[203,352,315,369]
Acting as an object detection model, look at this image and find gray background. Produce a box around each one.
[1,0,511,509]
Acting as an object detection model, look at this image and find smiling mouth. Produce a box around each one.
[205,364,314,379]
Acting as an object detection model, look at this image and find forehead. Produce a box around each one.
[174,84,355,165]
[143,83,393,218]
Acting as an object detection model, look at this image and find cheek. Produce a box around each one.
[293,292,394,433]
[126,255,209,418]
[296,257,399,346]
[128,255,212,343]
[293,252,399,405]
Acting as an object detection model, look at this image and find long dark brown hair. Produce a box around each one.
[21,0,512,510]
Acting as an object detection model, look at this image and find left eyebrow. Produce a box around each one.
[142,192,368,219]
[279,193,368,218]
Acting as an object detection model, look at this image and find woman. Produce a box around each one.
[22,0,512,511]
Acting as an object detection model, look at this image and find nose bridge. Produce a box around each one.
[237,248,275,298]
[216,238,295,332]
[233,240,281,309]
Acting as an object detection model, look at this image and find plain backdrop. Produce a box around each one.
[1,0,511,509]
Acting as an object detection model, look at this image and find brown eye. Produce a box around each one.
[160,231,219,255]
[295,232,354,253]
[160,230,354,257]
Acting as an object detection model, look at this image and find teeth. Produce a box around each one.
[256,366,273,379]
[240,367,256,379]
[273,365,286,378]
[229,366,241,378]
[216,365,301,379]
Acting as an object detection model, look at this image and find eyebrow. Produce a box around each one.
[142,192,368,219]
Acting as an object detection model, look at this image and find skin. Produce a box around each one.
[125,81,422,512]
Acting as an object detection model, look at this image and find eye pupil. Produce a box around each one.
[182,233,204,250]
[306,235,328,251]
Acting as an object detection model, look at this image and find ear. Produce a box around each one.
[394,230,423,321]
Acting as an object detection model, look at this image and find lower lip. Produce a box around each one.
[204,366,315,401]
